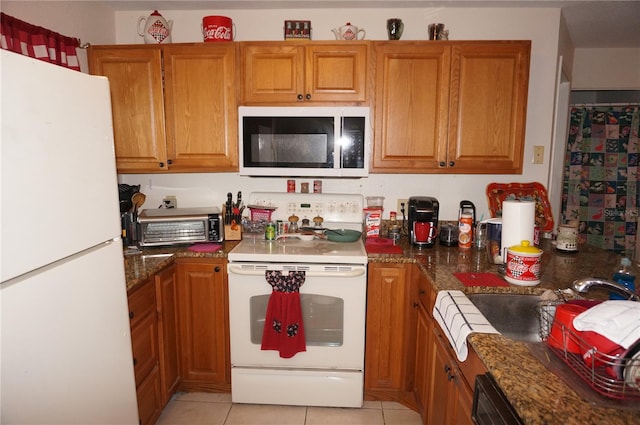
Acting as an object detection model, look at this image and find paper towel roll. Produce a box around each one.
[500,200,535,259]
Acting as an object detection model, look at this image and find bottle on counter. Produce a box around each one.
[265,222,276,240]
[611,257,636,300]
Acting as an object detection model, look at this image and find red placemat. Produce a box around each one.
[454,272,509,287]
[188,243,223,253]
[365,238,404,254]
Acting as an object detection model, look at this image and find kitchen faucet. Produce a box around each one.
[572,277,638,301]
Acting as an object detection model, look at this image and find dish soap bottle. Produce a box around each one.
[611,257,636,300]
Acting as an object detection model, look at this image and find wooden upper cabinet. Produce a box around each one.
[240,41,369,104]
[372,42,451,172]
[88,43,238,173]
[447,41,530,174]
[371,40,530,174]
[162,44,238,172]
[88,46,167,172]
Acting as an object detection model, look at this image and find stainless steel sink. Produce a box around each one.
[467,293,542,343]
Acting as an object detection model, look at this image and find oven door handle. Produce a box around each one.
[227,265,365,278]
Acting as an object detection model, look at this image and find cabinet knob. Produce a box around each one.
[297,94,304,101]
[159,162,165,168]
[133,358,137,366]
[412,302,419,309]
[129,311,134,320]
[419,289,425,295]
[305,93,311,100]
[449,161,455,167]
[447,371,455,381]
[214,266,221,272]
[444,364,451,373]
[439,161,445,167]
[167,159,173,165]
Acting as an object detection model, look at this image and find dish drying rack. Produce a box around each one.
[537,300,640,401]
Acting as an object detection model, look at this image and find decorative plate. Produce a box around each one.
[486,182,555,233]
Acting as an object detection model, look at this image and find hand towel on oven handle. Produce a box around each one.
[433,290,499,362]
[261,270,306,358]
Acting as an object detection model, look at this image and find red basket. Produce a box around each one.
[250,208,273,222]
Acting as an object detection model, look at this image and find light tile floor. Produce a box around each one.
[156,392,423,425]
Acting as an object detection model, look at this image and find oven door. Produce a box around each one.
[227,262,367,370]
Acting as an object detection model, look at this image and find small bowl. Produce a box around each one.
[547,303,588,353]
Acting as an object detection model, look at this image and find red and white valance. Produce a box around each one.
[0,13,80,71]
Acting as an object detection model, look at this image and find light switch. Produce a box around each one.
[533,146,544,164]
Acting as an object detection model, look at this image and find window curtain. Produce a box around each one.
[0,13,80,71]
[561,105,640,255]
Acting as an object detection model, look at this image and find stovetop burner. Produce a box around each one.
[228,192,367,265]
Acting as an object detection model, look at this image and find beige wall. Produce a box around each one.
[572,48,640,90]
[0,3,569,222]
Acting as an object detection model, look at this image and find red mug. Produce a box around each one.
[414,222,437,242]
[202,16,235,42]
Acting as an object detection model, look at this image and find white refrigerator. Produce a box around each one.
[0,50,138,424]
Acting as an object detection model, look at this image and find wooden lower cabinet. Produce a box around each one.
[414,305,433,419]
[128,277,163,425]
[426,324,476,425]
[155,264,180,404]
[176,258,231,391]
[365,263,417,406]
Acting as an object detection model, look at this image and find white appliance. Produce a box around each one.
[0,50,138,424]
[227,192,368,407]
[238,106,370,177]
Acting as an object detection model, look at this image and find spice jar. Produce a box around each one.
[288,215,299,233]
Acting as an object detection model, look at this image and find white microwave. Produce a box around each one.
[238,106,370,177]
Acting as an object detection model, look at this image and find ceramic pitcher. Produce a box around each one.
[332,22,366,40]
[138,10,173,44]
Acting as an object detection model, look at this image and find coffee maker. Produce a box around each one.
[408,197,439,247]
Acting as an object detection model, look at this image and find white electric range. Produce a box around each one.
[227,192,368,408]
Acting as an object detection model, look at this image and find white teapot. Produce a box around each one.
[332,22,365,40]
[138,10,173,44]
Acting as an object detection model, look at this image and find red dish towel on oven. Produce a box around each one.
[261,270,306,358]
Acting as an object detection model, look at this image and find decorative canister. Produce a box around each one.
[505,240,543,286]
[137,10,173,44]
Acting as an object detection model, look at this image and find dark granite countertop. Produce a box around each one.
[122,237,640,424]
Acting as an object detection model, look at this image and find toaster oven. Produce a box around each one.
[137,207,223,246]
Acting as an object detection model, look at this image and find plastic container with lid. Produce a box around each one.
[504,240,543,286]
[365,196,384,209]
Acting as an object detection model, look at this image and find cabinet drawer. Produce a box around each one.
[136,364,162,425]
[128,278,156,328]
[131,311,160,387]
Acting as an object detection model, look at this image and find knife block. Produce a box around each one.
[222,206,242,241]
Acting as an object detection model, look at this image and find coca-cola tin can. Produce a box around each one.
[504,240,542,286]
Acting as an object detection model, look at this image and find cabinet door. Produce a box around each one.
[305,42,368,102]
[372,42,451,173]
[447,41,530,173]
[88,46,167,172]
[163,44,238,171]
[365,263,415,397]
[240,43,305,103]
[426,326,457,425]
[177,259,230,390]
[136,365,162,425]
[155,264,179,404]
[414,306,432,422]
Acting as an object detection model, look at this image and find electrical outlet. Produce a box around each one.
[163,196,177,208]
[397,198,408,216]
[533,146,544,164]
